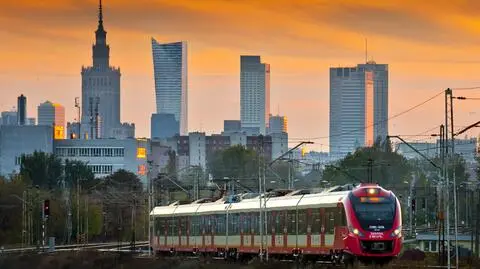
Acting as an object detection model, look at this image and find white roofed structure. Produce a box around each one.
[150,187,351,217]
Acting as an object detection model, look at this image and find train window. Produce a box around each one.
[169,218,176,236]
[275,211,284,233]
[287,211,296,234]
[242,214,250,234]
[297,210,307,234]
[180,217,187,236]
[201,215,206,234]
[267,211,274,234]
[190,216,195,236]
[251,213,259,235]
[229,213,238,235]
[341,207,347,226]
[154,218,159,236]
[208,215,213,233]
[311,211,321,234]
[324,209,334,234]
[334,207,345,227]
[216,214,225,235]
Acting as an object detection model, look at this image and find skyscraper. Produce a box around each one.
[17,94,26,126]
[268,114,287,134]
[151,38,188,135]
[1,111,17,126]
[359,62,388,142]
[81,0,121,139]
[38,101,66,140]
[329,61,388,156]
[151,113,179,139]
[240,56,270,135]
[223,120,241,135]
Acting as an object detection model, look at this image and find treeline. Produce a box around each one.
[0,152,147,247]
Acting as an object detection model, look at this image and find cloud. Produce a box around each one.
[2,0,480,144]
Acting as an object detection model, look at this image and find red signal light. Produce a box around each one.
[43,199,50,217]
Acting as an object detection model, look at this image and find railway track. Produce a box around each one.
[2,241,148,254]
[149,255,460,269]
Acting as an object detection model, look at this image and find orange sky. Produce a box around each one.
[1,0,480,151]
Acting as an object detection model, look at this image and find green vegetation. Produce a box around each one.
[0,151,147,246]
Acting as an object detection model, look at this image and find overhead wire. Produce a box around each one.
[290,90,445,141]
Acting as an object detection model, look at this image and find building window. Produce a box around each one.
[138,164,146,175]
[15,156,22,166]
[137,147,146,159]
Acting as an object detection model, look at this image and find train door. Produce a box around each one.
[210,214,216,251]
[310,209,321,250]
[297,209,307,249]
[325,208,335,247]
[268,211,275,249]
[201,215,206,251]
[168,216,177,248]
[178,216,183,248]
[333,205,348,249]
[287,210,296,249]
[204,215,213,251]
[186,216,190,248]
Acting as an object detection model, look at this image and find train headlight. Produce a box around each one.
[391,227,402,238]
[349,226,364,237]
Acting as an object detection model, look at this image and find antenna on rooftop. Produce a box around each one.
[365,38,368,64]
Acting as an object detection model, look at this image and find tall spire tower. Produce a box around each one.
[79,0,131,139]
[93,0,109,68]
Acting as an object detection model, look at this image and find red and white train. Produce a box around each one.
[150,183,402,265]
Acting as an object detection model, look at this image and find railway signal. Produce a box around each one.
[43,199,50,218]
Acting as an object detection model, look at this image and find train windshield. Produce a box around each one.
[349,193,396,231]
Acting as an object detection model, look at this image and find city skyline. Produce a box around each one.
[1,0,480,151]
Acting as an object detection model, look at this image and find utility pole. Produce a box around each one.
[77,177,80,244]
[445,88,459,268]
[263,145,268,261]
[147,160,153,257]
[22,190,26,249]
[258,135,264,261]
[85,196,89,245]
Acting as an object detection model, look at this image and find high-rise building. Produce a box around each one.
[358,62,388,141]
[1,111,17,126]
[151,113,179,139]
[81,0,121,139]
[17,94,26,126]
[151,38,188,135]
[240,56,270,135]
[268,114,287,134]
[329,61,388,155]
[38,101,66,140]
[223,120,241,135]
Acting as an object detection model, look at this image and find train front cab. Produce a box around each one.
[343,185,402,264]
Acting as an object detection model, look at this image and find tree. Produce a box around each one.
[97,170,145,242]
[208,145,259,181]
[0,177,26,245]
[64,159,97,191]
[20,151,63,189]
[322,146,411,189]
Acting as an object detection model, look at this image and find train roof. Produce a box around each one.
[150,184,357,217]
